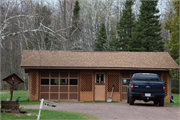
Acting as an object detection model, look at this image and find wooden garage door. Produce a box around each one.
[40,71,79,101]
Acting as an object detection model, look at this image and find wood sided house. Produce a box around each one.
[20,50,179,102]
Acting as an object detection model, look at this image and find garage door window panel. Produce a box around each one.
[60,79,68,85]
[41,79,49,85]
[41,72,49,77]
[70,79,78,85]
[51,79,59,85]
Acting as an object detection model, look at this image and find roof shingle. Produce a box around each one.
[20,50,179,70]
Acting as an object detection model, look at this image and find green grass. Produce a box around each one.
[1,90,40,105]
[165,93,180,107]
[1,109,98,119]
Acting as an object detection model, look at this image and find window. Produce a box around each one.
[60,79,68,85]
[122,79,130,85]
[41,79,49,85]
[133,75,159,81]
[96,74,104,83]
[70,79,78,85]
[51,79,59,85]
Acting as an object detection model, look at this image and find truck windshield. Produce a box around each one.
[133,75,159,81]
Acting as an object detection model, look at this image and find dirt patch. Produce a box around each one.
[26,113,38,116]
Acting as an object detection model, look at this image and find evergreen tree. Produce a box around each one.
[164,0,179,63]
[71,0,80,32]
[164,0,179,93]
[113,0,135,51]
[94,23,107,51]
[129,0,164,51]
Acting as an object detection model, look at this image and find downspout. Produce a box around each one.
[170,74,176,103]
[170,77,171,102]
[28,73,30,100]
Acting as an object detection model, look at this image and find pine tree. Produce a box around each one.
[94,23,107,51]
[164,0,179,93]
[113,0,135,51]
[129,0,164,51]
[164,0,179,63]
[71,0,80,32]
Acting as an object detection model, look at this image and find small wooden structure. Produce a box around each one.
[1,73,24,109]
[21,50,179,103]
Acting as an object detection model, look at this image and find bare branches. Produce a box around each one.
[0,0,175,90]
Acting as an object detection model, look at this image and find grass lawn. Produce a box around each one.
[1,90,40,105]
[1,109,98,119]
[165,93,180,107]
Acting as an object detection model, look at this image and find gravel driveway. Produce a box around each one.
[22,102,180,120]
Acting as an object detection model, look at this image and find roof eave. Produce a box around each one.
[21,66,174,71]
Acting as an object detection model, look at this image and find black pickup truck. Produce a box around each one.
[127,73,165,106]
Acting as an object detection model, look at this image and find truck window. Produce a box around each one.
[133,75,159,81]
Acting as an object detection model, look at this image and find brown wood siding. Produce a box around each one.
[80,70,94,101]
[161,71,170,102]
[29,70,39,101]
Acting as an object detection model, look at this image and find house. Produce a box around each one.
[20,50,179,102]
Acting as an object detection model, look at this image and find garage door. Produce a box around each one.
[40,71,79,101]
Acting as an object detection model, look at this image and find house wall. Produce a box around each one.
[28,69,170,102]
[29,69,39,101]
[79,70,94,101]
[161,71,170,102]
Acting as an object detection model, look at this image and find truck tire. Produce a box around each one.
[127,96,129,103]
[127,93,129,103]
[159,100,164,106]
[154,100,158,105]
[129,96,134,105]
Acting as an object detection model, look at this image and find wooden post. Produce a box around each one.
[10,87,14,101]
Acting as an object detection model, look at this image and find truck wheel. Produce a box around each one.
[129,96,134,105]
[154,100,158,105]
[159,100,164,106]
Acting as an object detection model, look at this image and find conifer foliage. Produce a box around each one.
[164,0,179,63]
[94,23,107,51]
[129,0,164,51]
[72,0,80,32]
[164,0,179,93]
[114,0,135,51]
